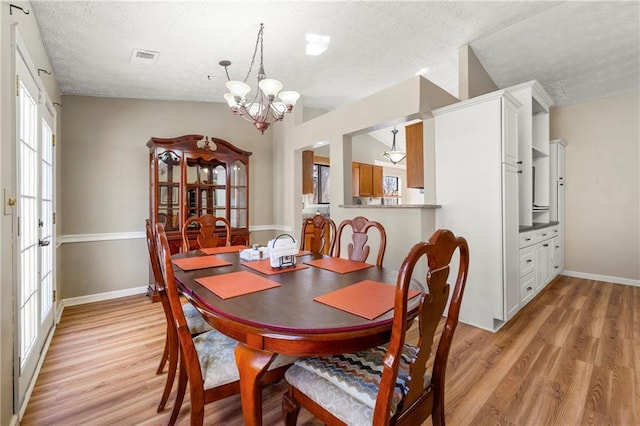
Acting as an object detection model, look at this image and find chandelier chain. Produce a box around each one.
[243,23,264,83]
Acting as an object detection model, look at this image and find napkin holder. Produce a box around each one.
[268,234,297,269]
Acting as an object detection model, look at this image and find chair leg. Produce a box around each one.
[189,386,205,426]
[282,389,301,426]
[156,328,170,374]
[157,338,179,412]
[167,359,188,426]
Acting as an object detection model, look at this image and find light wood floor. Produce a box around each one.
[21,275,639,425]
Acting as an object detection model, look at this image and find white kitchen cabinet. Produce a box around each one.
[433,90,521,331]
[549,139,566,274]
[508,81,554,228]
[520,226,558,297]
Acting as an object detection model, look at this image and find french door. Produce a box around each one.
[15,31,56,411]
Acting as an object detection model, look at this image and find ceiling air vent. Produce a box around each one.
[130,48,159,65]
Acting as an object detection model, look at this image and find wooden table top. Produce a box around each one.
[173,251,424,336]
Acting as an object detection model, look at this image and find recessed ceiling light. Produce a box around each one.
[306,34,330,56]
[415,67,429,76]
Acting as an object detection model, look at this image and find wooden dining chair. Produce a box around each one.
[282,229,470,426]
[156,223,295,425]
[181,214,231,252]
[145,219,213,412]
[334,216,387,266]
[300,215,337,255]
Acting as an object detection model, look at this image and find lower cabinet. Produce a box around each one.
[519,225,561,306]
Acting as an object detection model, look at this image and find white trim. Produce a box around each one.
[8,415,17,426]
[18,324,56,421]
[54,299,64,324]
[561,271,640,287]
[63,286,147,307]
[59,232,145,244]
[58,225,292,243]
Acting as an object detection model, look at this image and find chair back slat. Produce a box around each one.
[335,216,387,266]
[300,215,336,255]
[373,229,469,425]
[182,214,231,252]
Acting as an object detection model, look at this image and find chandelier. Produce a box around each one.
[219,23,300,134]
[382,126,406,164]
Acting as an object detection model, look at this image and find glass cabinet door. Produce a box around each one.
[229,161,247,228]
[186,159,228,222]
[157,150,181,231]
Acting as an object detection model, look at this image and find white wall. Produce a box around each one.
[273,76,459,273]
[550,91,640,282]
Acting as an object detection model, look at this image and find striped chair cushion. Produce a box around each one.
[286,344,422,424]
[182,302,213,335]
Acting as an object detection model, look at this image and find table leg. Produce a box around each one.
[235,342,277,426]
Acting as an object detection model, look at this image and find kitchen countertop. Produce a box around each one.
[339,204,441,209]
[519,221,559,233]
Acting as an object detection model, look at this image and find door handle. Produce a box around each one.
[39,239,50,247]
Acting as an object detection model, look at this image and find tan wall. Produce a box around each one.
[59,96,275,298]
[0,0,61,422]
[459,44,498,100]
[550,91,640,281]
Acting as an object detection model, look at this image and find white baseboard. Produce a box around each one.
[63,285,147,307]
[18,324,56,421]
[561,270,639,287]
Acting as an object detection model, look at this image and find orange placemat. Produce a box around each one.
[242,259,309,275]
[200,245,248,255]
[314,280,421,320]
[304,257,374,274]
[195,271,280,299]
[172,256,232,271]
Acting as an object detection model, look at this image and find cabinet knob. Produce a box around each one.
[559,177,564,180]
[559,183,564,186]
[554,266,559,269]
[543,243,549,247]
[517,170,523,174]
[526,259,532,263]
[517,161,523,164]
[526,286,532,291]
[525,238,531,241]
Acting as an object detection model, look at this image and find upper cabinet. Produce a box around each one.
[405,121,424,188]
[148,134,252,256]
[302,150,314,195]
[508,80,554,227]
[352,162,383,197]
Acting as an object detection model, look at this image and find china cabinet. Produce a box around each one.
[147,134,251,300]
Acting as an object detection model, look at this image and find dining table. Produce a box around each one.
[172,248,424,426]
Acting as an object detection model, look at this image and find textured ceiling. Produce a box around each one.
[30,1,639,114]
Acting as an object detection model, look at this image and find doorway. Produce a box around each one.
[14,31,56,413]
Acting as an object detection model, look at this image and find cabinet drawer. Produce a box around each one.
[520,246,535,277]
[520,273,535,303]
[520,233,536,247]
[534,230,553,243]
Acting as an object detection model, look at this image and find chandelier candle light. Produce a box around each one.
[220,23,300,134]
[382,126,406,164]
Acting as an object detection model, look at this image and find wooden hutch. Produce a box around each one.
[147,134,251,301]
